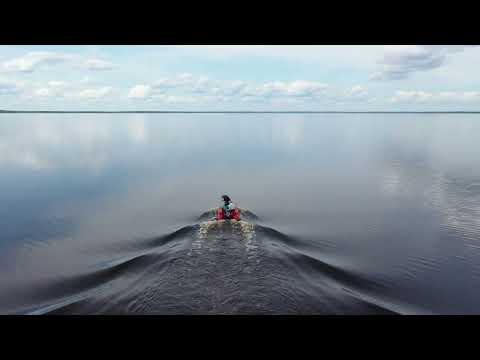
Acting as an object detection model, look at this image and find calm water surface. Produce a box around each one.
[0,113,479,314]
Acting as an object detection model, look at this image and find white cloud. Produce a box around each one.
[241,80,328,98]
[339,85,374,106]
[128,85,151,99]
[19,79,118,102]
[48,81,66,87]
[372,45,477,80]
[84,58,113,71]
[150,94,197,103]
[1,52,113,75]
[391,90,434,103]
[128,76,330,105]
[222,80,248,96]
[391,90,480,103]
[135,75,241,100]
[152,73,211,93]
[283,80,328,97]
[346,85,368,98]
[0,80,20,95]
[437,91,480,102]
[1,52,71,72]
[75,86,112,99]
[124,72,359,108]
[35,88,51,97]
[1,46,478,111]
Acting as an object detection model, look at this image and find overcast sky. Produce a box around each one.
[0,45,479,111]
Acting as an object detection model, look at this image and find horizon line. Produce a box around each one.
[1,110,480,114]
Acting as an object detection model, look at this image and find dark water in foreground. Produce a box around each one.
[1,113,480,314]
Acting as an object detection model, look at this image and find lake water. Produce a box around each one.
[1,113,479,314]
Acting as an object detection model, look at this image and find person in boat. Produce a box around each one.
[216,195,241,220]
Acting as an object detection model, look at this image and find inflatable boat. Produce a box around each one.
[215,207,241,221]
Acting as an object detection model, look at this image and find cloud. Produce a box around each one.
[345,85,368,98]
[152,73,210,93]
[149,94,197,103]
[153,75,253,98]
[28,81,78,99]
[391,90,434,103]
[282,80,328,97]
[372,46,477,80]
[242,80,328,98]
[221,80,248,96]
[0,80,20,95]
[437,91,480,102]
[1,52,71,73]
[84,58,113,71]
[128,76,330,104]
[132,75,238,100]
[1,52,113,74]
[22,80,118,102]
[75,86,113,99]
[35,88,51,97]
[128,85,151,99]
[391,90,480,103]
[48,81,66,87]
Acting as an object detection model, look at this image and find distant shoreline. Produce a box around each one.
[1,110,480,114]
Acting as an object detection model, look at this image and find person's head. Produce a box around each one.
[222,195,231,203]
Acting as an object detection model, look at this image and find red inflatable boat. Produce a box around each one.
[215,207,241,221]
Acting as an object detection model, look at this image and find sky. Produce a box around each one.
[0,45,479,111]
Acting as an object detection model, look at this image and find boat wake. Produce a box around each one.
[11,209,401,315]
